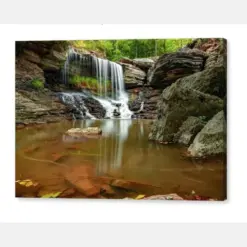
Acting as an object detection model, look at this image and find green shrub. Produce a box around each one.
[30,79,44,89]
[69,75,83,85]
[69,75,113,93]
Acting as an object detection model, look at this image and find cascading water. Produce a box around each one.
[60,47,133,119]
[59,92,96,119]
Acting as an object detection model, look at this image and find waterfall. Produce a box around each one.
[61,47,133,119]
[59,92,96,119]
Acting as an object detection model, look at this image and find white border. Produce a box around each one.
[0,24,245,223]
[0,0,246,24]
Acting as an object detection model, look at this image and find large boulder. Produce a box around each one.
[133,58,154,71]
[187,111,226,157]
[120,63,146,89]
[173,116,206,145]
[147,49,206,88]
[148,82,223,143]
[177,52,226,98]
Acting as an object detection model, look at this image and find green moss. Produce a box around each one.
[30,79,44,90]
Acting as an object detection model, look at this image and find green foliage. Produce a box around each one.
[69,75,111,92]
[70,39,193,61]
[30,79,44,90]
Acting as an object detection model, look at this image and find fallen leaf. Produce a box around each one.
[16,179,38,187]
[41,192,61,198]
[135,194,145,200]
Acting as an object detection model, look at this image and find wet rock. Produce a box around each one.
[100,184,116,196]
[149,81,223,143]
[51,153,69,163]
[64,165,100,196]
[143,193,183,200]
[23,145,40,154]
[66,177,100,197]
[188,111,226,157]
[59,188,76,198]
[173,116,206,145]
[111,179,163,194]
[66,127,102,136]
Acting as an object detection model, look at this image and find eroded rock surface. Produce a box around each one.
[188,111,226,157]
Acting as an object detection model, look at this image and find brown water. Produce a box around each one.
[16,119,226,199]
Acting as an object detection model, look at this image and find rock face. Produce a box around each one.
[177,52,226,98]
[121,63,146,88]
[188,111,226,157]
[15,90,71,125]
[147,49,206,88]
[16,41,68,85]
[132,58,154,71]
[148,81,223,142]
[57,92,106,119]
[173,116,206,145]
[128,87,162,119]
[148,38,227,151]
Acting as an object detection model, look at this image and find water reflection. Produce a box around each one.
[97,119,133,175]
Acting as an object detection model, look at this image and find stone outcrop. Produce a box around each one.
[57,92,106,119]
[177,52,226,98]
[16,41,68,85]
[173,116,206,145]
[148,81,223,143]
[188,111,226,157]
[147,49,206,88]
[128,87,162,119]
[132,58,154,71]
[121,62,146,88]
[16,89,71,126]
[148,38,227,153]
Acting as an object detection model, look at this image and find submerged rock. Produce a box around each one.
[66,127,102,136]
[187,111,226,157]
[143,193,183,200]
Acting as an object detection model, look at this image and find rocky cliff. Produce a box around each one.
[148,38,227,157]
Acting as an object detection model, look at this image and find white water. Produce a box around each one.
[59,92,96,119]
[61,47,133,119]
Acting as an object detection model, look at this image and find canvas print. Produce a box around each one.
[15,38,227,200]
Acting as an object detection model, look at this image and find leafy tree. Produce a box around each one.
[69,38,193,61]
